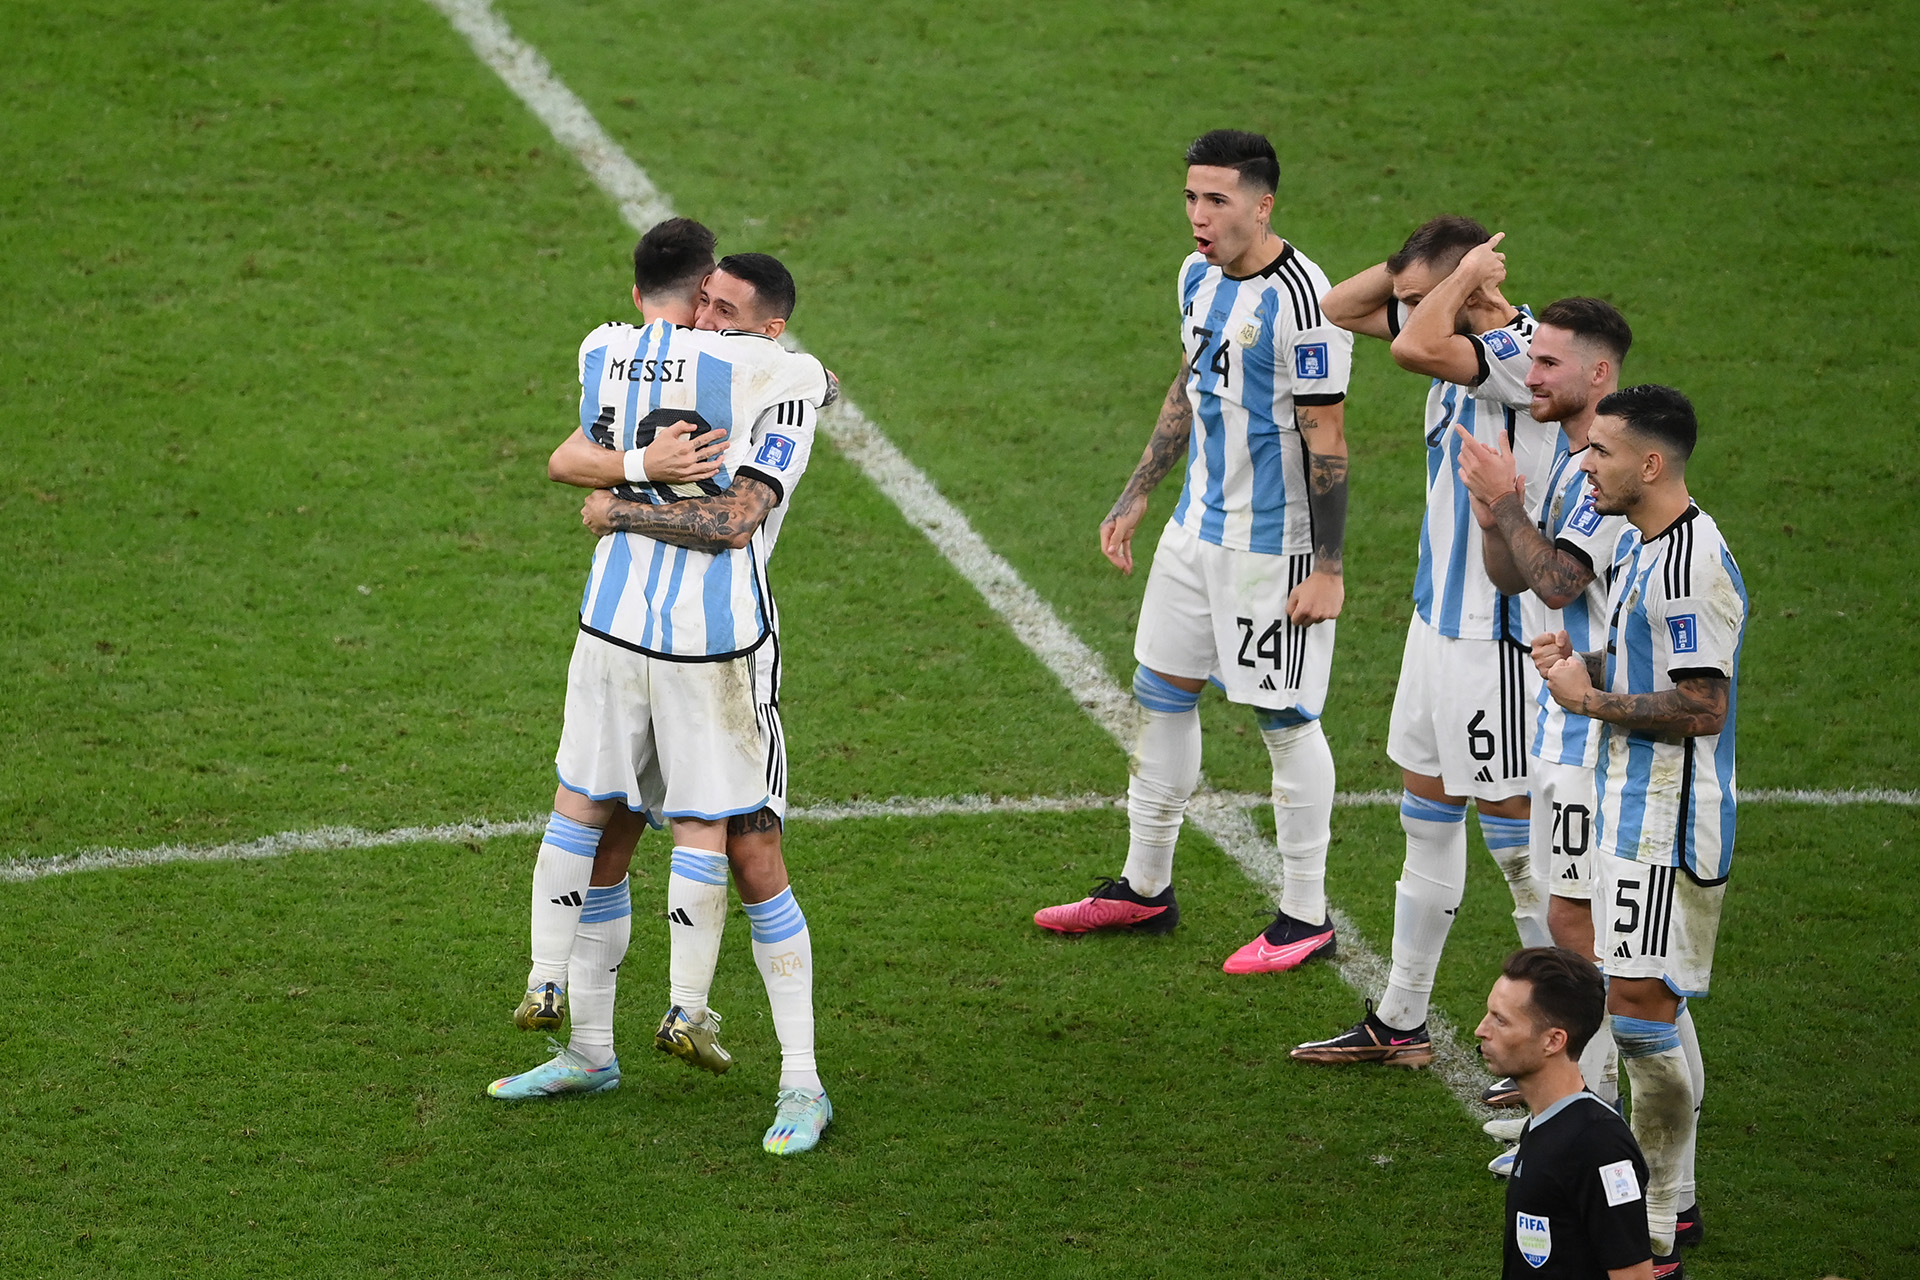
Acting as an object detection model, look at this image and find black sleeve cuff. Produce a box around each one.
[1465,333,1491,387]
[1552,538,1596,573]
[1385,300,1403,338]
[1295,392,1346,406]
[734,466,785,505]
[1668,666,1728,684]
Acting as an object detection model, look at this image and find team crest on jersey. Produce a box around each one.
[1515,1213,1552,1268]
[1569,493,1603,535]
[1235,320,1262,347]
[1295,342,1329,379]
[1667,614,1699,653]
[1484,328,1522,360]
[756,433,796,470]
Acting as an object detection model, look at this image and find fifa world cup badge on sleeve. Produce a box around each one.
[1484,328,1521,360]
[756,434,796,470]
[1515,1213,1552,1268]
[1294,343,1328,378]
[1569,494,1603,536]
[1600,1159,1642,1207]
[1667,615,1698,653]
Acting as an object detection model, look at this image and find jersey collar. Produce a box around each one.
[1222,240,1295,283]
[1652,502,1702,542]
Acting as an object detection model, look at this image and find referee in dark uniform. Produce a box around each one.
[1477,948,1660,1279]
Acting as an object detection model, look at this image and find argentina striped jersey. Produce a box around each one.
[574,321,830,661]
[1594,505,1747,883]
[1169,245,1353,555]
[1388,302,1563,643]
[1528,449,1635,769]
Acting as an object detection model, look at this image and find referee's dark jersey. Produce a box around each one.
[1503,1092,1652,1278]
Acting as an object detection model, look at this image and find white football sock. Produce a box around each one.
[1614,1015,1693,1256]
[566,878,632,1070]
[743,887,821,1093]
[1676,1001,1705,1206]
[1480,811,1551,949]
[1261,718,1335,927]
[1579,1017,1621,1105]
[1121,670,1203,897]
[667,847,730,1022]
[527,810,604,988]
[1378,792,1467,1031]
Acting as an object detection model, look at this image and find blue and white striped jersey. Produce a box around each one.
[1388,302,1563,643]
[1594,505,1747,883]
[573,321,830,661]
[1528,449,1634,768]
[1169,245,1353,556]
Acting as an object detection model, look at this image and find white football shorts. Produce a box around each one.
[1134,520,1334,714]
[555,629,771,822]
[1386,615,1531,802]
[1595,855,1726,998]
[1530,756,1599,900]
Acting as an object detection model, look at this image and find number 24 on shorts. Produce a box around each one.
[1235,616,1286,668]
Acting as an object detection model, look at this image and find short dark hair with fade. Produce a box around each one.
[1502,947,1607,1057]
[1387,214,1493,276]
[1598,383,1698,462]
[1539,297,1634,366]
[714,252,798,322]
[1184,129,1280,195]
[633,217,718,300]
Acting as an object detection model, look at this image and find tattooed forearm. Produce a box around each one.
[1298,404,1349,573]
[604,478,776,552]
[1578,675,1730,737]
[1107,362,1194,521]
[1488,494,1595,607]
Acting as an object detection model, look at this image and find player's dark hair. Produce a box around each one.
[1502,947,1607,1057]
[1540,297,1634,365]
[714,252,798,322]
[1598,383,1697,462]
[1387,215,1493,276]
[1184,129,1280,194]
[633,217,718,300]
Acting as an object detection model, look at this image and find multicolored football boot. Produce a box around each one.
[1222,909,1336,973]
[762,1088,832,1155]
[486,1038,620,1099]
[1033,877,1178,935]
[1289,999,1434,1068]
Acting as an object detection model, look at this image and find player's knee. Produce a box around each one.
[1133,665,1201,714]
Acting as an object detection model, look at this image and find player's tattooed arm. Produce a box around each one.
[581,477,776,552]
[1546,655,1731,736]
[1297,403,1349,575]
[1488,493,1595,608]
[1100,358,1194,574]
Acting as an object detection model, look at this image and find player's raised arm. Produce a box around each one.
[1391,233,1508,384]
[1320,262,1397,340]
[581,476,777,552]
[1452,424,1595,605]
[1288,401,1347,624]
[1100,357,1194,574]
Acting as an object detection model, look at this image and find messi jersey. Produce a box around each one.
[1528,450,1634,769]
[1594,505,1747,883]
[1169,244,1354,556]
[573,321,830,661]
[1387,301,1563,643]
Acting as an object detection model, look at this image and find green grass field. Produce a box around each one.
[3,0,1917,1275]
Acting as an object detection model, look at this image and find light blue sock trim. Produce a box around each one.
[1478,813,1530,851]
[669,847,730,887]
[1611,1014,1682,1057]
[580,878,633,924]
[1400,791,1467,825]
[1254,706,1311,730]
[742,887,807,945]
[543,811,603,858]
[1133,666,1201,714]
